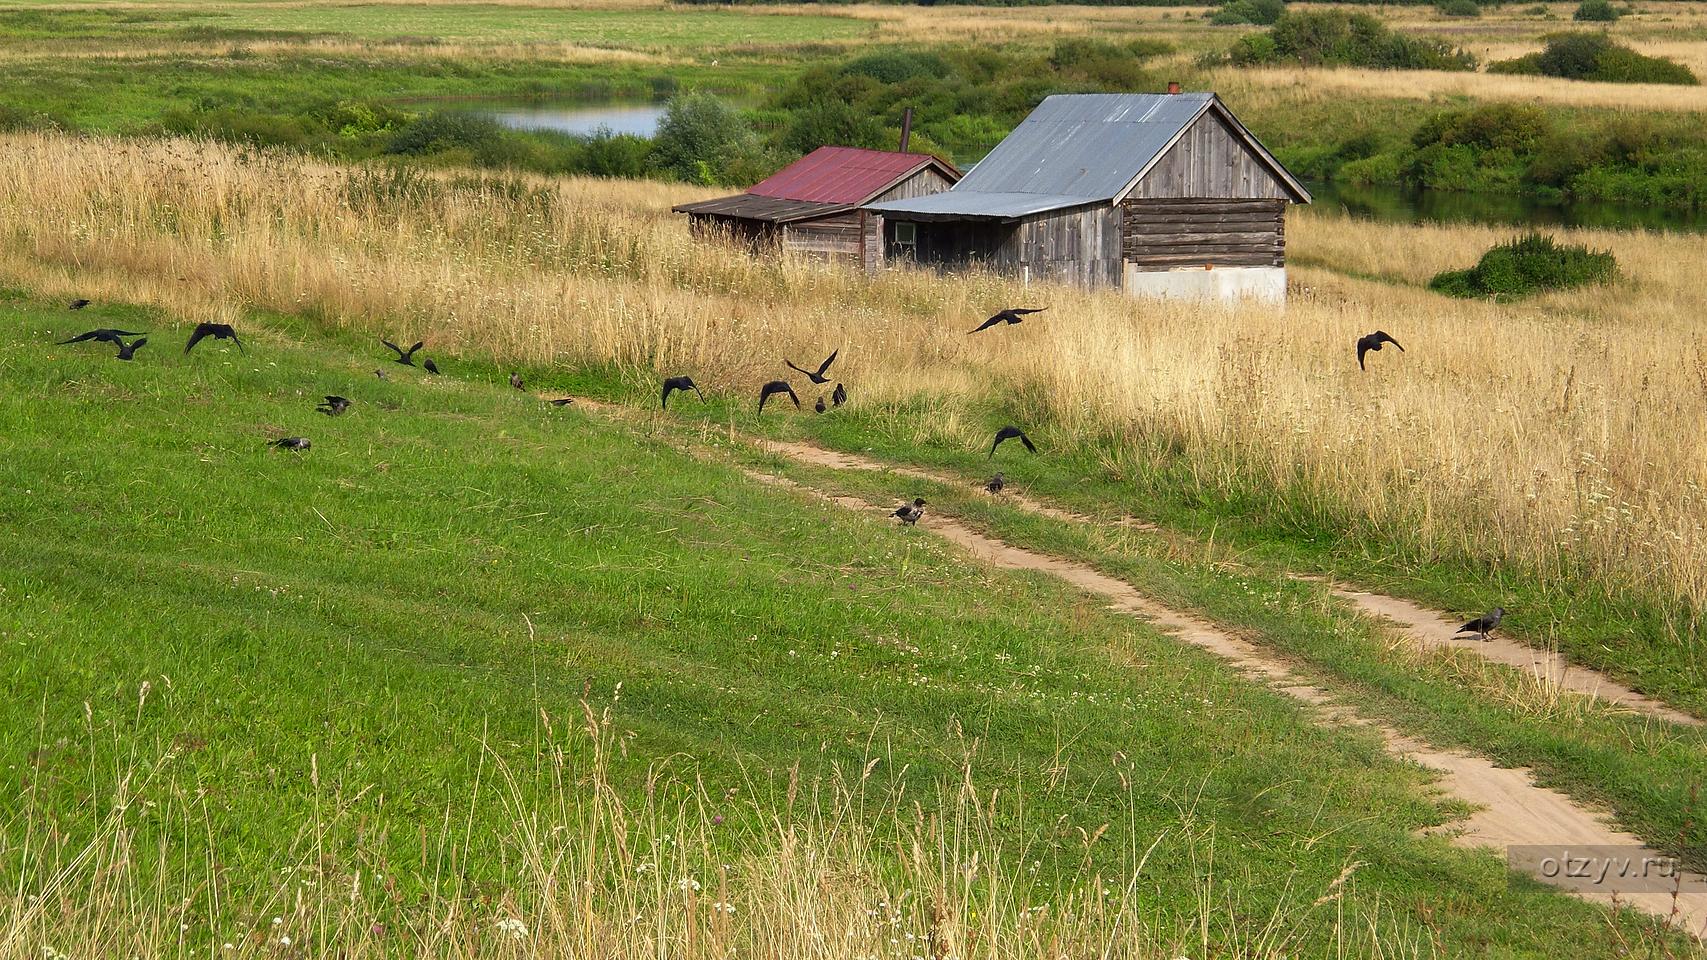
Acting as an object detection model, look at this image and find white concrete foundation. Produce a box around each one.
[1123,265,1286,304]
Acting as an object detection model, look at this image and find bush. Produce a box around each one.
[649,92,764,186]
[840,50,950,84]
[1488,32,1696,84]
[385,111,505,157]
[1210,0,1286,26]
[1437,0,1481,16]
[1573,0,1619,19]
[1232,10,1477,70]
[1428,233,1618,299]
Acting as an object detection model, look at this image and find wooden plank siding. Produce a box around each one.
[1119,198,1286,270]
[781,211,864,263]
[1127,112,1294,201]
[988,205,1123,289]
[871,168,956,204]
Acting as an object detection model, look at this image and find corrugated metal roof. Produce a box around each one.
[865,191,1095,222]
[746,146,958,204]
[870,93,1267,220]
[672,195,854,224]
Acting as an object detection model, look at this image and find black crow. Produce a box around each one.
[969,307,1045,334]
[661,375,704,410]
[989,425,1037,459]
[548,397,575,407]
[382,339,424,366]
[423,358,440,375]
[757,380,799,414]
[58,328,145,346]
[509,372,525,391]
[184,322,244,354]
[1356,331,1404,371]
[67,298,91,310]
[814,396,827,414]
[785,349,838,385]
[985,472,1005,494]
[270,437,311,451]
[317,395,350,416]
[1451,607,1505,642]
[831,382,847,407]
[114,337,147,361]
[893,498,926,526]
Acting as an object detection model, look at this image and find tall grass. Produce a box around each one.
[0,132,1704,617]
[0,701,1427,959]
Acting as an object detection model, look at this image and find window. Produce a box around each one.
[892,221,917,261]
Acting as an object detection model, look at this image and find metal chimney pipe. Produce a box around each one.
[1167,80,1182,95]
[899,107,914,152]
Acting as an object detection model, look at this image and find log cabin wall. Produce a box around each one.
[1119,198,1286,270]
[781,211,865,263]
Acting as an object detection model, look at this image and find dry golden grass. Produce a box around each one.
[1,702,1424,959]
[1209,63,1707,114]
[1,132,1704,609]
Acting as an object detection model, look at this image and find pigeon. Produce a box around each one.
[270,437,311,451]
[67,298,91,310]
[989,425,1037,459]
[114,337,147,361]
[184,322,244,354]
[1450,607,1505,642]
[423,358,440,375]
[758,380,799,414]
[831,382,847,407]
[382,339,424,366]
[58,328,145,346]
[1356,331,1404,371]
[547,397,575,407]
[661,375,704,410]
[815,396,827,414]
[374,369,389,380]
[317,395,350,416]
[784,349,838,385]
[969,307,1045,334]
[985,472,1005,494]
[509,372,524,391]
[892,498,926,526]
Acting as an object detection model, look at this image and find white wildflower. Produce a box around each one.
[494,917,527,940]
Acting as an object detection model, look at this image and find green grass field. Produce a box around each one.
[1,291,1696,955]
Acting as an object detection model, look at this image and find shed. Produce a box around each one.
[863,92,1311,304]
[673,146,961,271]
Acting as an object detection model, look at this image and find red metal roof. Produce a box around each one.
[746,146,959,204]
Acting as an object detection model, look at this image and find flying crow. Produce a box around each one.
[58,328,145,346]
[270,437,311,451]
[758,380,799,414]
[67,298,91,310]
[661,375,704,410]
[184,322,244,354]
[382,339,424,365]
[1451,607,1505,642]
[831,382,847,407]
[985,472,1005,494]
[892,498,926,526]
[989,425,1037,459]
[785,349,838,385]
[423,358,440,375]
[114,337,147,361]
[969,307,1045,334]
[317,395,350,416]
[1356,331,1404,371]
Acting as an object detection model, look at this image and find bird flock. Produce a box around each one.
[51,300,1498,641]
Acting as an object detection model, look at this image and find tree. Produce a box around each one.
[648,93,761,186]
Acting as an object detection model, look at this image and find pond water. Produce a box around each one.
[1305,179,1707,235]
[454,96,762,139]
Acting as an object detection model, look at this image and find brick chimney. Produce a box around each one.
[1167,80,1182,95]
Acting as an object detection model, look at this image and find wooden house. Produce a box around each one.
[863,91,1311,304]
[673,146,960,271]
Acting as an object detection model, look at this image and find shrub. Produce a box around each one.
[1428,233,1617,299]
[385,111,504,156]
[1210,0,1287,26]
[1235,10,1477,70]
[1437,0,1482,16]
[840,50,950,84]
[649,92,763,186]
[1488,32,1696,84]
[1573,0,1619,19]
